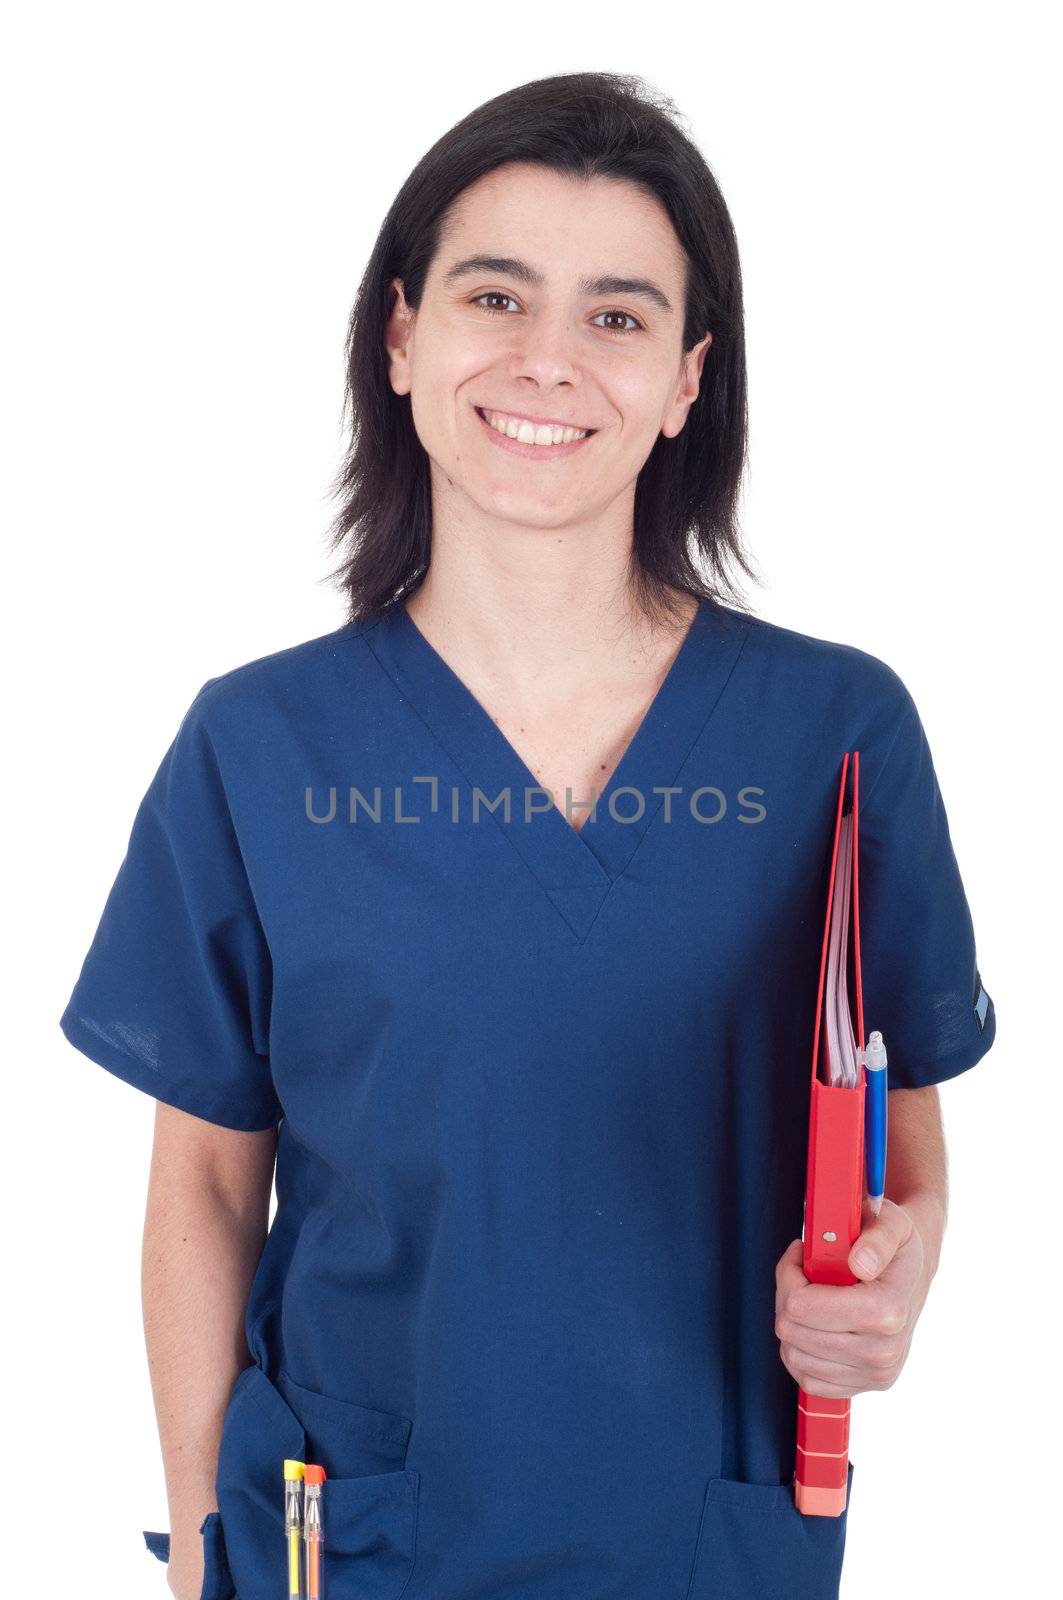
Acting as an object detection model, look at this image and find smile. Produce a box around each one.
[473,405,597,459]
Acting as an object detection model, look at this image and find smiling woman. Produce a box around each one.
[59,68,996,1600]
[324,70,753,627]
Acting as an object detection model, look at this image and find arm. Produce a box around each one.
[775,1084,950,1398]
[142,1101,276,1600]
[875,1083,948,1284]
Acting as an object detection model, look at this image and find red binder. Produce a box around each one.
[794,751,865,1516]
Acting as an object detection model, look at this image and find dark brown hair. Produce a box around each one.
[322,71,760,626]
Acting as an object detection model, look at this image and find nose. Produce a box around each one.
[506,306,583,392]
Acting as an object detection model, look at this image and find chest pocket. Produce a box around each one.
[685,1462,854,1600]
[216,1362,420,1600]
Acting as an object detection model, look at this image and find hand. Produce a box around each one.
[165,1530,206,1600]
[774,1196,932,1399]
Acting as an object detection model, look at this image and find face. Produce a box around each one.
[384,163,712,531]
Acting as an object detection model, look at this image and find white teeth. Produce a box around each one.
[481,408,588,446]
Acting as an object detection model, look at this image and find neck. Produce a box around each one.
[403,530,698,714]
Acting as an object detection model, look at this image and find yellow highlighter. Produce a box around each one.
[284,1459,306,1599]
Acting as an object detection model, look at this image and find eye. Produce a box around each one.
[471,292,521,317]
[590,310,643,336]
[469,293,643,337]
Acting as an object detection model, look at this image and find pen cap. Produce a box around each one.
[284,1460,305,1480]
[864,1031,887,1071]
[304,1464,327,1486]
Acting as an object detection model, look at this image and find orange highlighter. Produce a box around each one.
[304,1464,327,1599]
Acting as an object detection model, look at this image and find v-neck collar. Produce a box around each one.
[360,596,751,942]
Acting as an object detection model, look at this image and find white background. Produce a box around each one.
[6,4,1056,1595]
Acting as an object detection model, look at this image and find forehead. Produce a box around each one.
[436,163,686,287]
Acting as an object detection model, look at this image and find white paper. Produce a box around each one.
[823,811,859,1088]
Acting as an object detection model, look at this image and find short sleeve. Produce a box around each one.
[59,681,283,1132]
[858,679,997,1090]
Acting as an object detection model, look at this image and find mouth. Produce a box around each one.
[473,405,598,460]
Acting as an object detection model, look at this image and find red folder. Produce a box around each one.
[794,751,865,1516]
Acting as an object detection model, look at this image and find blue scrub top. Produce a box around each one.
[60,597,996,1600]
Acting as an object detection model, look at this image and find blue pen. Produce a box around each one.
[862,1031,888,1214]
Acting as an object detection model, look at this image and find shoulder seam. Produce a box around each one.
[859,696,918,812]
[192,624,363,701]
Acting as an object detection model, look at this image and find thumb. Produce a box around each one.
[848,1197,911,1281]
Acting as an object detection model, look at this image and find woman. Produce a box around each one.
[60,71,996,1600]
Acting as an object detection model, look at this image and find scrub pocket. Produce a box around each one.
[142,1509,236,1599]
[684,1460,855,1600]
[214,1361,420,1600]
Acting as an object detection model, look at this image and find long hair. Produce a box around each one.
[322,71,761,626]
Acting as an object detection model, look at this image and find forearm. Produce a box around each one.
[141,1121,272,1562]
[882,1084,948,1281]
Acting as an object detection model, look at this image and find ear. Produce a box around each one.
[385,277,416,397]
[660,331,713,441]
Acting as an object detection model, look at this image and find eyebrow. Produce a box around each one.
[441,254,675,316]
